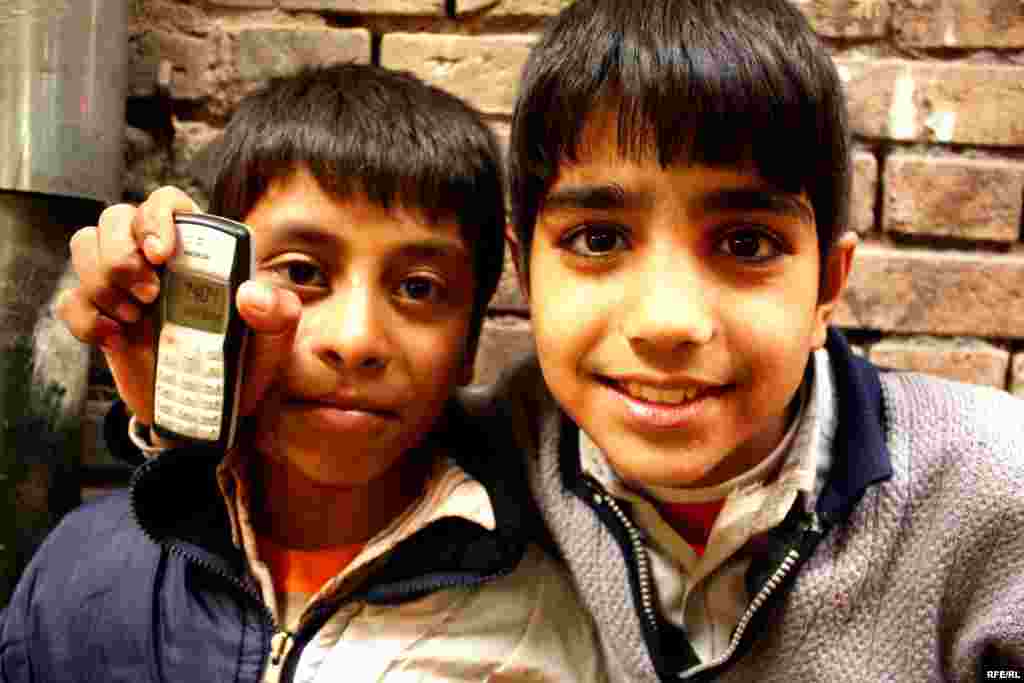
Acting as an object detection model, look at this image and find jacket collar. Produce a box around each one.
[815,328,893,524]
[120,399,531,597]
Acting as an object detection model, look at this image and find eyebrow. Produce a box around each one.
[265,224,339,249]
[394,240,469,262]
[263,222,468,260]
[543,184,652,211]
[541,183,812,223]
[698,188,813,223]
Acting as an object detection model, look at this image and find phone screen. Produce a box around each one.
[164,271,228,334]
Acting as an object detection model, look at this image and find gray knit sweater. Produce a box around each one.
[473,353,1024,682]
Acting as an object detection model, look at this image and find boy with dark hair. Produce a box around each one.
[492,0,1024,680]
[44,1,1024,680]
[1,63,605,682]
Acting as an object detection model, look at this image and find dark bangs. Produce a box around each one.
[510,0,850,263]
[207,64,506,348]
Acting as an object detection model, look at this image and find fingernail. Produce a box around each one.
[144,235,164,259]
[247,283,274,313]
[131,281,160,303]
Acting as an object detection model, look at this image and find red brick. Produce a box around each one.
[472,316,535,386]
[883,153,1024,243]
[381,34,535,116]
[455,0,572,15]
[1012,354,1024,398]
[851,150,878,234]
[868,336,1010,389]
[236,27,371,83]
[207,0,275,6]
[278,0,445,13]
[835,245,1024,339]
[836,59,1024,147]
[893,0,1024,48]
[791,0,890,38]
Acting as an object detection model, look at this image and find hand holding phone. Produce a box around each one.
[152,213,252,450]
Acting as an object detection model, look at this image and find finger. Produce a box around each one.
[55,287,124,348]
[96,204,163,304]
[235,281,302,417]
[133,186,200,265]
[71,225,146,323]
[104,315,158,426]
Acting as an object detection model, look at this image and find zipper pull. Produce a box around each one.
[269,630,294,667]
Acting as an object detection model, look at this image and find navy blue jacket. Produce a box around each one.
[0,401,538,683]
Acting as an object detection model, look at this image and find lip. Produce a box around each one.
[289,397,400,432]
[597,375,728,430]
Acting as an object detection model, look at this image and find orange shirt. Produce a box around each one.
[256,535,366,597]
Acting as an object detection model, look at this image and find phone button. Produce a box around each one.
[180,378,202,392]
[157,369,179,387]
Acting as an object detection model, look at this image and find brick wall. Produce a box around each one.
[88,0,1024,472]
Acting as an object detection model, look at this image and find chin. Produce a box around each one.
[608,448,724,490]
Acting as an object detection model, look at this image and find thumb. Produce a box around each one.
[235,281,302,417]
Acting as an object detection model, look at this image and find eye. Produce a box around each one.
[397,275,445,302]
[716,228,783,262]
[267,259,328,288]
[561,225,629,257]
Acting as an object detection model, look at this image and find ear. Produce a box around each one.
[505,225,529,302]
[811,231,857,350]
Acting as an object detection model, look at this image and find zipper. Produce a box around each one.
[677,512,821,678]
[269,630,293,665]
[273,564,518,683]
[153,528,297,679]
[580,467,823,681]
[130,455,523,683]
[130,457,295,681]
[583,477,659,634]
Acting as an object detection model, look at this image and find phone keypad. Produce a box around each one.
[154,331,226,441]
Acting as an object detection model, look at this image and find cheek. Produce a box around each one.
[403,322,471,390]
[721,292,817,383]
[278,313,334,395]
[529,259,612,360]
[252,393,285,456]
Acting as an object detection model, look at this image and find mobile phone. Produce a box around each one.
[152,213,252,451]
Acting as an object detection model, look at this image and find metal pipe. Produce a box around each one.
[0,0,127,202]
[0,0,127,606]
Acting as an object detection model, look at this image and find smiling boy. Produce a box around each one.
[486,0,1024,680]
[32,1,1024,680]
[525,114,839,489]
[1,64,604,682]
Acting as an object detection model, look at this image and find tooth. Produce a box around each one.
[623,382,700,405]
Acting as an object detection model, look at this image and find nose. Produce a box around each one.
[620,254,714,355]
[308,278,392,375]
